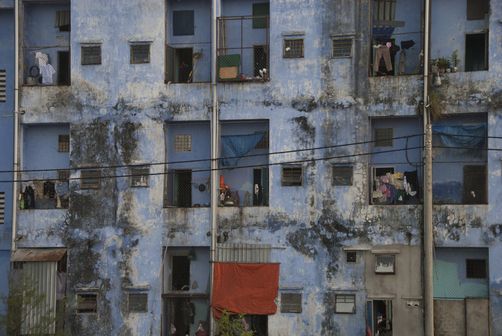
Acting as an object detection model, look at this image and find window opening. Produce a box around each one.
[333,166,353,186]
[55,10,70,32]
[466,259,487,279]
[465,32,488,72]
[346,251,357,263]
[374,128,393,147]
[252,3,269,29]
[254,45,269,79]
[367,300,393,336]
[175,48,193,83]
[175,134,192,152]
[76,293,97,313]
[130,166,150,187]
[463,165,487,204]
[281,166,303,186]
[332,38,353,58]
[253,168,269,206]
[373,0,396,22]
[172,256,190,291]
[173,10,194,36]
[80,169,101,189]
[130,43,151,64]
[166,170,192,207]
[467,0,489,20]
[280,293,302,313]
[283,39,304,58]
[128,293,148,312]
[81,45,101,65]
[0,70,6,103]
[58,134,70,152]
[375,254,395,274]
[0,192,4,224]
[335,294,356,314]
[57,51,70,85]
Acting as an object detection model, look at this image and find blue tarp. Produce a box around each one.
[432,124,486,149]
[221,132,265,167]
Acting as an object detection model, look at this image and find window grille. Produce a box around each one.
[335,294,356,314]
[0,192,4,225]
[0,70,6,102]
[252,3,269,29]
[76,293,97,313]
[375,254,395,274]
[81,45,101,65]
[281,293,302,313]
[80,170,101,189]
[175,135,192,152]
[215,243,271,263]
[55,10,70,31]
[58,170,70,182]
[128,293,148,312]
[281,166,303,186]
[346,251,357,263]
[332,166,353,186]
[466,259,486,279]
[374,128,393,147]
[58,134,70,152]
[332,38,353,58]
[130,166,149,187]
[283,39,304,58]
[173,10,194,36]
[373,0,396,22]
[130,43,150,64]
[166,170,192,207]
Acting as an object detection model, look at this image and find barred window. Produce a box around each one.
[281,166,303,186]
[332,165,353,186]
[81,169,101,189]
[130,166,149,187]
[128,293,148,312]
[281,292,302,313]
[76,293,97,313]
[130,43,150,64]
[175,135,192,152]
[373,0,396,22]
[332,38,352,58]
[374,128,393,147]
[58,134,70,152]
[81,45,101,65]
[283,39,304,58]
[335,294,355,314]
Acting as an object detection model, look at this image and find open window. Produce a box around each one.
[366,300,393,336]
[465,32,488,72]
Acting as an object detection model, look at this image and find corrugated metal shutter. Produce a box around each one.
[21,262,57,335]
[216,243,271,263]
[0,70,6,102]
[0,192,5,224]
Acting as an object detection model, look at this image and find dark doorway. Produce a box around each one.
[465,32,488,72]
[254,45,268,77]
[175,48,193,83]
[253,168,269,206]
[175,170,192,207]
[172,256,190,291]
[57,51,70,85]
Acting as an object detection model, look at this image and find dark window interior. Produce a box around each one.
[77,293,97,313]
[173,10,194,36]
[465,33,488,72]
[466,259,487,278]
[281,166,303,186]
[253,168,269,206]
[280,293,302,313]
[57,51,70,85]
[244,315,268,336]
[333,166,353,186]
[130,44,150,64]
[467,0,489,20]
[128,293,148,312]
[172,256,190,291]
[254,45,268,77]
[463,165,487,204]
[176,48,193,83]
[346,251,357,263]
[81,45,101,65]
[176,170,192,207]
[374,128,393,147]
[252,3,269,29]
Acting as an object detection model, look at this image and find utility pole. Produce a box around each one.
[423,0,434,334]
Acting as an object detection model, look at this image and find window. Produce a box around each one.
[252,3,269,29]
[463,165,487,204]
[332,38,353,58]
[280,292,302,313]
[76,293,97,313]
[243,315,268,336]
[174,135,192,152]
[58,170,70,182]
[130,43,150,64]
[346,251,357,263]
[465,32,488,72]
[466,259,487,279]
[0,192,4,225]
[166,170,192,207]
[374,128,393,147]
[255,131,269,149]
[281,166,303,186]
[57,51,71,85]
[58,134,70,152]
[283,39,304,58]
[254,45,269,79]
[375,254,395,274]
[172,256,190,291]
[81,45,101,65]
[373,0,396,22]
[467,0,489,20]
[130,166,149,187]
[335,294,356,314]
[128,293,148,312]
[80,169,101,189]
[332,165,353,186]
[55,10,70,32]
[0,70,6,103]
[253,168,269,206]
[173,10,194,36]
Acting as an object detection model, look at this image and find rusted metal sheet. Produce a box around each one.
[12,248,66,262]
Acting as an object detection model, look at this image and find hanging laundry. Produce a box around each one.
[35,52,56,85]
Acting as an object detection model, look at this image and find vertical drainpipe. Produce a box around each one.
[11,0,20,253]
[423,0,434,334]
[209,0,220,335]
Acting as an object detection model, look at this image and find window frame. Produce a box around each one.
[281,165,303,186]
[335,294,356,314]
[280,292,302,313]
[283,39,304,59]
[81,44,102,65]
[375,254,396,274]
[127,292,148,313]
[80,169,101,189]
[130,166,150,188]
[374,127,394,147]
[332,37,353,58]
[346,251,357,263]
[174,134,192,152]
[130,43,151,64]
[76,292,98,314]
[58,134,70,152]
[332,165,353,186]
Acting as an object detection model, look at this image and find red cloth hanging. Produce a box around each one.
[212,262,280,319]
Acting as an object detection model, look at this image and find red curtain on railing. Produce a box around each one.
[212,262,280,319]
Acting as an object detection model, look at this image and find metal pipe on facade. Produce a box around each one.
[209,0,220,335]
[11,0,20,252]
[422,0,434,334]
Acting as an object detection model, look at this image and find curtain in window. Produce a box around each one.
[221,132,265,167]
